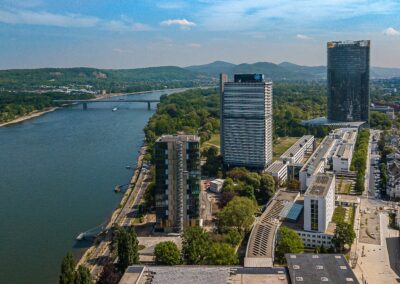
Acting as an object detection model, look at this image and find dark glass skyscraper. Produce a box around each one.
[327,40,370,122]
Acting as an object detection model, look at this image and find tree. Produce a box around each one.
[257,173,276,204]
[223,229,242,247]
[182,227,210,265]
[275,226,304,264]
[143,182,155,209]
[59,252,75,284]
[97,264,121,284]
[218,197,258,233]
[154,241,182,265]
[74,266,93,284]
[332,223,356,252]
[206,243,238,265]
[114,226,139,272]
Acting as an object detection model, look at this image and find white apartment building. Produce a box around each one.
[304,173,335,233]
[220,74,273,170]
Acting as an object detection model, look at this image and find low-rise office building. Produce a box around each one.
[209,179,224,193]
[371,105,395,120]
[265,160,288,185]
[280,135,314,164]
[304,173,335,233]
[299,136,335,192]
[332,143,353,172]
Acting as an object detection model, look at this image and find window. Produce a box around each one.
[311,199,319,231]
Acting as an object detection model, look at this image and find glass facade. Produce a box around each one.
[310,199,319,231]
[327,40,370,122]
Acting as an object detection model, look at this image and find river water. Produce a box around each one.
[0,89,180,284]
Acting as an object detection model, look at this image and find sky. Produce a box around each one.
[0,0,399,69]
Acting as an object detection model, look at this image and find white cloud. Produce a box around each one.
[296,34,312,40]
[0,8,99,27]
[160,18,196,27]
[187,43,201,48]
[383,27,400,36]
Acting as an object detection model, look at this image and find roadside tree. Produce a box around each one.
[154,241,182,265]
[275,226,304,263]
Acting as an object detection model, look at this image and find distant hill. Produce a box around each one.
[0,66,213,91]
[185,61,400,80]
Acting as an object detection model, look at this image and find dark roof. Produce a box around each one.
[285,253,359,284]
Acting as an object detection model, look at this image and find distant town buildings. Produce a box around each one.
[220,73,273,170]
[327,40,370,122]
[370,105,395,120]
[154,135,201,233]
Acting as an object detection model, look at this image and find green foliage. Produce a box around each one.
[59,253,93,284]
[332,206,346,224]
[144,88,220,159]
[351,129,370,193]
[370,111,392,130]
[113,226,139,272]
[218,196,258,234]
[182,227,211,265]
[201,146,222,177]
[223,168,275,206]
[154,241,182,265]
[332,223,356,252]
[59,252,76,284]
[223,229,243,247]
[74,266,93,284]
[275,226,304,264]
[206,243,238,265]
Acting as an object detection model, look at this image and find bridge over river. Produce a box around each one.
[54,99,160,110]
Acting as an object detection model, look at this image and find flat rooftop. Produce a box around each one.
[266,160,287,173]
[280,135,314,160]
[157,134,200,143]
[285,253,359,284]
[119,266,289,284]
[302,136,335,173]
[305,173,334,197]
[334,144,352,159]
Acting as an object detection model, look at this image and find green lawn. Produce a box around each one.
[273,137,300,161]
[332,206,346,224]
[203,133,221,151]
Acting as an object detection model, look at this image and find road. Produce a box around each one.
[352,129,400,283]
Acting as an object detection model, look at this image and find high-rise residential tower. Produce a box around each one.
[220,74,273,169]
[154,135,200,233]
[327,40,370,122]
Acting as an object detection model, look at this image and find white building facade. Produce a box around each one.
[220,74,273,170]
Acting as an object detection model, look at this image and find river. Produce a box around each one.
[0,89,182,284]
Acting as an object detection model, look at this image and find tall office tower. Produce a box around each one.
[304,173,335,233]
[327,40,370,122]
[220,74,273,169]
[154,135,200,233]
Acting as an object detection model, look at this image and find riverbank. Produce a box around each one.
[76,144,148,274]
[0,107,59,128]
[0,88,176,128]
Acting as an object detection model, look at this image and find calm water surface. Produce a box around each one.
[0,89,181,284]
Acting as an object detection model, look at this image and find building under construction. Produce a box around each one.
[154,135,201,233]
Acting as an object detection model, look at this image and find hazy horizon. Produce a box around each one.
[1,0,400,69]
